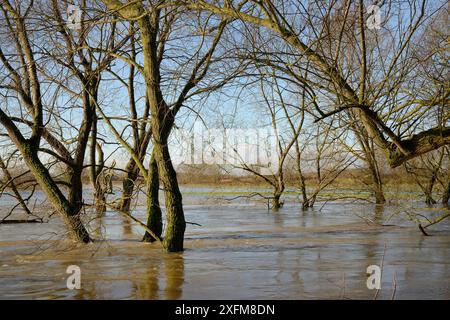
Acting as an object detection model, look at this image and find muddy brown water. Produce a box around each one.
[0,188,449,299]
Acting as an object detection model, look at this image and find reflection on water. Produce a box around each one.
[163,254,184,300]
[0,190,449,299]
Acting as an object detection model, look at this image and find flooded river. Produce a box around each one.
[0,187,449,299]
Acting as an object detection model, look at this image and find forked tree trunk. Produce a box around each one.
[143,153,163,242]
[101,1,186,251]
[272,193,282,210]
[272,183,284,211]
[21,146,90,242]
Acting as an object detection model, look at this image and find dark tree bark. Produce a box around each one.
[120,159,139,212]
[102,0,226,251]
[142,153,163,242]
[90,115,108,216]
[152,123,185,252]
[366,151,386,204]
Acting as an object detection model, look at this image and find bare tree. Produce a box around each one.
[231,73,304,210]
[184,0,449,168]
[295,120,356,209]
[100,0,238,251]
[0,0,90,242]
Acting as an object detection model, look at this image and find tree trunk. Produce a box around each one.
[22,146,90,242]
[424,172,437,205]
[297,158,309,210]
[272,183,284,211]
[94,188,107,215]
[424,191,437,205]
[143,153,163,242]
[120,159,140,212]
[119,131,152,212]
[102,2,186,251]
[368,161,386,204]
[68,168,84,215]
[309,194,317,208]
[90,116,107,216]
[354,125,386,204]
[272,193,282,210]
[294,141,310,210]
[153,139,186,252]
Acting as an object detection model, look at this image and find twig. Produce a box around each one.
[0,218,43,224]
[224,192,275,210]
[186,221,202,226]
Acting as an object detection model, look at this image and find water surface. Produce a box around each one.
[0,188,449,299]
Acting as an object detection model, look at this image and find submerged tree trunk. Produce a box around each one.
[0,99,91,244]
[424,170,438,205]
[272,180,285,211]
[354,125,386,204]
[367,158,386,204]
[119,134,152,213]
[101,0,195,251]
[21,146,91,243]
[153,139,186,252]
[272,193,282,210]
[90,114,107,215]
[294,139,310,210]
[120,159,140,212]
[119,136,152,212]
[143,153,163,242]
[93,167,107,216]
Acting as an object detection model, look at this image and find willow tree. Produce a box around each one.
[183,0,449,168]
[229,3,388,204]
[42,0,123,216]
[101,0,236,251]
[0,0,91,242]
